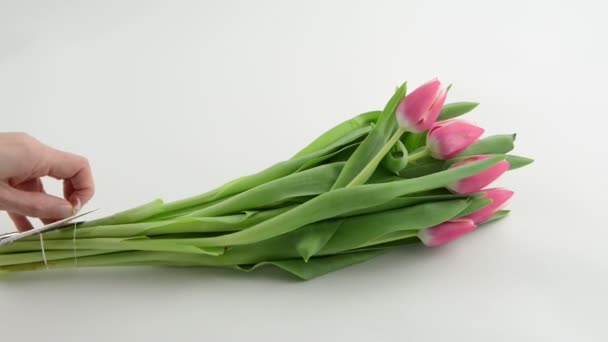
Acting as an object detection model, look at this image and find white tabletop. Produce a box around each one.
[1,1,607,341]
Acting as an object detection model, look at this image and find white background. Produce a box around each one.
[1,0,607,341]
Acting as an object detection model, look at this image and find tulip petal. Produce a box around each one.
[427,120,485,159]
[417,218,477,247]
[396,78,442,132]
[465,188,514,224]
[447,156,510,194]
[425,86,449,129]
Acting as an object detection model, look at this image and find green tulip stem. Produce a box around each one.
[408,148,431,163]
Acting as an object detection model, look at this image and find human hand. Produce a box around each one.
[0,132,94,231]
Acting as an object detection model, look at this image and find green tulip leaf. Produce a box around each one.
[235,248,390,280]
[332,83,406,188]
[319,199,469,254]
[399,158,445,178]
[459,134,516,156]
[292,111,380,159]
[187,162,345,217]
[438,102,479,121]
[448,154,533,170]
[483,210,511,223]
[455,198,492,218]
[505,155,534,170]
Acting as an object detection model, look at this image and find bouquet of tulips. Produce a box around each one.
[0,79,532,280]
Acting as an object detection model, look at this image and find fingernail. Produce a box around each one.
[72,197,81,214]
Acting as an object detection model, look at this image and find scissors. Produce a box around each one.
[0,208,98,247]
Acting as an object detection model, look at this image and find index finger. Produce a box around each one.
[45,148,95,206]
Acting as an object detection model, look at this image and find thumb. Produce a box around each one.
[0,184,74,219]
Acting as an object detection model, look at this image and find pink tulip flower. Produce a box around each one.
[427,120,484,159]
[395,78,448,133]
[465,188,514,224]
[447,155,510,194]
[417,218,477,247]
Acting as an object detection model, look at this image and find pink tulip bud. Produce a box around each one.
[417,218,477,247]
[464,188,514,224]
[427,120,485,159]
[396,78,448,133]
[447,155,510,194]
